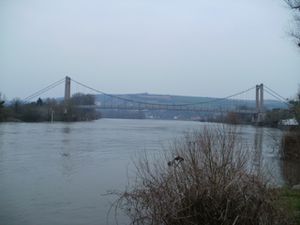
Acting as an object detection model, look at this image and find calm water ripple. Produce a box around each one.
[0,119,288,225]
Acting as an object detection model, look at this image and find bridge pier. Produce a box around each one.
[63,76,71,116]
[255,83,265,124]
[64,76,71,102]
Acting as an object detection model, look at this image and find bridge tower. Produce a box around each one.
[64,76,71,102]
[255,83,265,123]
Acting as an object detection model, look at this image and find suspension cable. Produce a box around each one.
[264,89,291,107]
[264,85,289,102]
[23,78,65,102]
[71,78,256,107]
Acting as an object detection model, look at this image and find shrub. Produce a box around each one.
[282,129,300,160]
[113,126,290,225]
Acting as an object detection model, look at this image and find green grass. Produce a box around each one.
[279,188,300,224]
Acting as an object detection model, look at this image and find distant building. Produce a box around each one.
[279,118,299,126]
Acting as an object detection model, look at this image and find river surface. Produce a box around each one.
[0,119,288,225]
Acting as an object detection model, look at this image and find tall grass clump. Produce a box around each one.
[114,126,290,225]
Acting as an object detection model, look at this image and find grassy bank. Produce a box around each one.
[279,188,300,224]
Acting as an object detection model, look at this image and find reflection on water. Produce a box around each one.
[60,125,73,177]
[62,126,71,134]
[0,119,297,225]
[253,127,263,173]
[245,127,285,185]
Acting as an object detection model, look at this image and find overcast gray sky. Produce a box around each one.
[0,0,299,100]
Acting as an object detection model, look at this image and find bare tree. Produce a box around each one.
[285,0,300,9]
[285,0,300,46]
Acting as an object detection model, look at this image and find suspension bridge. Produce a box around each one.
[23,76,290,123]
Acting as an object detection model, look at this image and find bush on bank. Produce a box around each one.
[282,128,300,161]
[114,126,292,225]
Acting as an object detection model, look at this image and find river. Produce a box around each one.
[0,119,291,225]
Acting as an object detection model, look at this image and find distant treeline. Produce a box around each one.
[1,91,299,126]
[264,95,300,127]
[0,93,101,122]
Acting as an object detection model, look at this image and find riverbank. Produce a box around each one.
[0,94,101,122]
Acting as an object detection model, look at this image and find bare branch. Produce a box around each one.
[285,0,300,10]
[111,126,292,225]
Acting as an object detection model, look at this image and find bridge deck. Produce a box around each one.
[76,105,257,114]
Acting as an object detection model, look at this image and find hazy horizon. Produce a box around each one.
[1,0,300,100]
